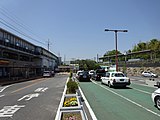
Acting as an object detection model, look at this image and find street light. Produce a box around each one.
[104,29,128,71]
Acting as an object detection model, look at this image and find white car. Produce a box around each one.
[89,70,95,76]
[151,88,160,110]
[101,72,130,88]
[76,70,83,79]
[43,71,51,77]
[142,71,158,78]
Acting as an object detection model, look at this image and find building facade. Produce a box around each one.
[0,28,60,80]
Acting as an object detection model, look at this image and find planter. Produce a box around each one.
[60,94,81,111]
[66,88,78,94]
[59,110,85,120]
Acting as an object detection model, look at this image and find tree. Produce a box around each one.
[104,50,122,63]
[71,59,100,70]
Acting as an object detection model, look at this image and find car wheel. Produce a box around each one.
[155,97,160,110]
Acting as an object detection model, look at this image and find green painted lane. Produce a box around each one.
[130,83,157,93]
[79,81,160,120]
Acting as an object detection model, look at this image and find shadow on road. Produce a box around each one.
[113,86,133,89]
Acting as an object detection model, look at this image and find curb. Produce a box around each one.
[55,77,97,120]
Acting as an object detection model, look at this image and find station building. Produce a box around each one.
[0,28,60,80]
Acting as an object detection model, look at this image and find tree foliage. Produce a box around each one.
[71,59,100,70]
[104,50,122,62]
[131,39,160,59]
[104,50,121,56]
[103,39,160,60]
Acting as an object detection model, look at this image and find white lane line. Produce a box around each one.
[133,88,151,95]
[0,95,5,98]
[92,81,160,117]
[79,86,97,120]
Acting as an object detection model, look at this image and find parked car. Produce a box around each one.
[89,70,95,77]
[142,71,158,78]
[76,70,83,79]
[92,69,105,81]
[43,71,52,77]
[151,88,160,110]
[101,71,131,88]
[78,71,91,82]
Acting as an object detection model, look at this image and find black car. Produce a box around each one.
[78,71,91,82]
[92,69,105,81]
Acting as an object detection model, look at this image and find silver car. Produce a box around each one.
[43,71,51,77]
[142,71,158,78]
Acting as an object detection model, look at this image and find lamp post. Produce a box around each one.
[104,29,128,71]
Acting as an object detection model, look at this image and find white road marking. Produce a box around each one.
[0,105,25,117]
[133,88,151,94]
[92,81,160,117]
[18,93,40,101]
[0,95,5,98]
[0,85,11,93]
[79,86,97,120]
[34,87,48,92]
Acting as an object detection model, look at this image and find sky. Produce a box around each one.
[0,0,160,61]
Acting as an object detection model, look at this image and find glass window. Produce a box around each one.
[112,73,125,77]
[105,73,110,77]
[0,31,3,38]
[10,36,14,44]
[7,34,10,39]
[4,32,7,38]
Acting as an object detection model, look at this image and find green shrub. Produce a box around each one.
[67,81,78,94]
[69,71,73,79]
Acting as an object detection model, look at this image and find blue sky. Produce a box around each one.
[0,0,160,61]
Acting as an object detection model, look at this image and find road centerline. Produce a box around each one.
[92,81,160,118]
[133,88,151,94]
[11,79,46,94]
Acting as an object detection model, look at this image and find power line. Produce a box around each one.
[0,7,47,41]
[0,6,47,45]
[0,18,46,45]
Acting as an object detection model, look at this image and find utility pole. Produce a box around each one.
[104,29,128,71]
[48,39,49,51]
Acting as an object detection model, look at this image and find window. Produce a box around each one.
[19,55,30,61]
[105,73,110,77]
[3,51,18,60]
[0,31,3,38]
[112,73,125,77]
[10,36,14,44]
[7,34,10,40]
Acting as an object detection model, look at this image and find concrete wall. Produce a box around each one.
[119,67,160,76]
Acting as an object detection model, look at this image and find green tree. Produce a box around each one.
[71,59,100,70]
[104,50,122,62]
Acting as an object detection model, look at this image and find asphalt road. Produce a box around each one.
[79,80,160,120]
[0,74,67,120]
